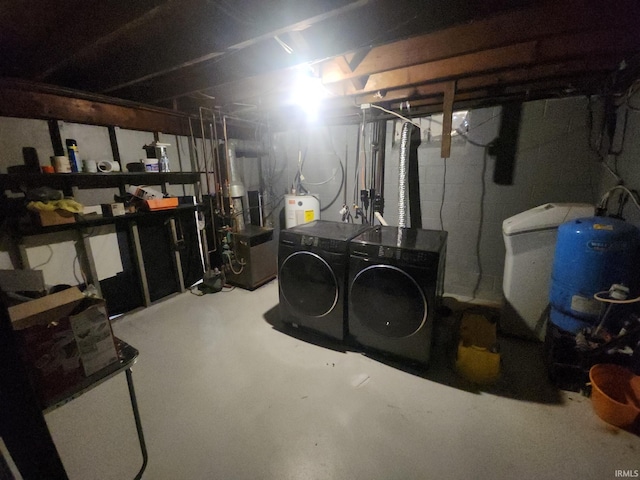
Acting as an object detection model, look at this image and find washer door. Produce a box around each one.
[350,265,427,338]
[279,251,338,318]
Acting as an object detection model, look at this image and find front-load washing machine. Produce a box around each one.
[348,226,447,365]
[278,220,372,341]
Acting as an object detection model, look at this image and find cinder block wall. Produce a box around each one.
[378,97,601,302]
[0,95,613,300]
[598,87,640,226]
[268,97,601,302]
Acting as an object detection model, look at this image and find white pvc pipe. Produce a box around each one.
[374,211,388,226]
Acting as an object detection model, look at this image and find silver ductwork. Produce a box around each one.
[229,139,268,157]
[225,138,268,232]
[226,142,246,231]
[227,142,245,199]
[398,122,412,229]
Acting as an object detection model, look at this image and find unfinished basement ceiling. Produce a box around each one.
[1,0,639,119]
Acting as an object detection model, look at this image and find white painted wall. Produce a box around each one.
[0,117,54,173]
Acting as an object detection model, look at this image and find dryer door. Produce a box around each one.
[350,264,427,337]
[279,251,339,317]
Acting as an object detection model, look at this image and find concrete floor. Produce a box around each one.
[45,280,639,479]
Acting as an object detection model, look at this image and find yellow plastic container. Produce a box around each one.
[455,312,501,384]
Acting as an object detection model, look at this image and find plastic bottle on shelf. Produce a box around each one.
[159,151,170,172]
[65,139,81,172]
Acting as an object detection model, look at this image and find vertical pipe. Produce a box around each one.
[198,108,212,196]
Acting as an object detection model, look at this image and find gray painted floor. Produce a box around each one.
[45,280,640,479]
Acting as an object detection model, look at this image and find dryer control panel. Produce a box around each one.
[300,236,345,253]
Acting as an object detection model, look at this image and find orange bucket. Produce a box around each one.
[589,364,640,432]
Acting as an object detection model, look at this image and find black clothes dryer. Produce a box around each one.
[348,226,447,365]
[278,220,372,341]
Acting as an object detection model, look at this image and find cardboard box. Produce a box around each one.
[32,209,76,227]
[8,287,119,405]
[101,202,126,217]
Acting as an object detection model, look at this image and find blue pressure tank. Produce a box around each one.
[549,216,640,333]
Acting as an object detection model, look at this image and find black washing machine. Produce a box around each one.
[348,226,447,365]
[278,220,372,341]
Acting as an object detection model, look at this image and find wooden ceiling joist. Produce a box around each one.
[354,57,620,105]
[319,0,638,87]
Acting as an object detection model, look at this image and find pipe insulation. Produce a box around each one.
[398,122,412,229]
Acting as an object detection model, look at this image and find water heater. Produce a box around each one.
[284,194,320,229]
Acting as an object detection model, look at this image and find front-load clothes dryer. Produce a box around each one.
[278,220,372,341]
[348,226,447,365]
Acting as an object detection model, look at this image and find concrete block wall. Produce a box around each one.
[597,86,640,226]
[269,97,600,302]
[0,94,608,297]
[380,97,601,302]
[270,124,360,227]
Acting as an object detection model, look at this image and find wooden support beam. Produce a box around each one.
[354,57,619,105]
[362,42,537,95]
[333,56,369,91]
[0,83,194,136]
[345,48,372,72]
[319,0,639,85]
[441,82,455,159]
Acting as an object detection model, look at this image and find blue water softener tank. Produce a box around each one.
[549,216,640,333]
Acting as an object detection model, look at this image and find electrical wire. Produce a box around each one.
[624,79,640,112]
[370,104,420,128]
[439,159,446,230]
[472,148,489,300]
[455,128,493,148]
[599,185,640,214]
[30,245,54,270]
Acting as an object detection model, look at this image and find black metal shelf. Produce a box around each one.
[0,172,201,191]
[15,204,200,237]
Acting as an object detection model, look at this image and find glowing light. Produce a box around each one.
[290,68,330,121]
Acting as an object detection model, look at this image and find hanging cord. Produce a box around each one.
[439,158,446,230]
[598,185,640,214]
[471,148,489,300]
[454,116,495,300]
[369,104,420,128]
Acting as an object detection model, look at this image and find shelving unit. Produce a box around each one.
[0,172,201,197]
[1,172,205,314]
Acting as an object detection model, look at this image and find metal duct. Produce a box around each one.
[398,122,412,229]
[229,139,268,157]
[226,142,246,231]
